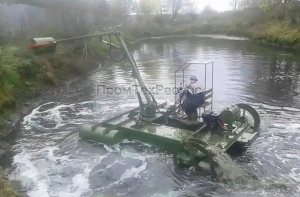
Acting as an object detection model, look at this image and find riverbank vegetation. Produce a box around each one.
[0,169,18,197]
[122,0,300,47]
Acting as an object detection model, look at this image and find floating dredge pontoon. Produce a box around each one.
[29,31,261,171]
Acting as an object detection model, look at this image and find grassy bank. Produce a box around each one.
[0,37,115,130]
[0,31,133,123]
[0,170,18,197]
[249,22,300,47]
[0,37,115,196]
[121,13,300,49]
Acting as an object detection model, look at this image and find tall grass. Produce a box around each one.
[250,21,300,46]
[121,14,300,48]
[0,170,18,197]
[0,46,20,113]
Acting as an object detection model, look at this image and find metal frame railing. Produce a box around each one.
[174,60,214,120]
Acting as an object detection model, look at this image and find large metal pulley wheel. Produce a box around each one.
[173,138,215,172]
[236,103,260,131]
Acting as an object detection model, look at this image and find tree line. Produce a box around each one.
[0,0,299,39]
[1,0,299,22]
[230,0,300,22]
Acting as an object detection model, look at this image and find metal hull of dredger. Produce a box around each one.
[79,102,259,157]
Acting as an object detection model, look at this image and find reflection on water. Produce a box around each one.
[9,35,300,197]
[250,55,300,105]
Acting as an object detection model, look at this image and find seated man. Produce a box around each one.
[179,75,205,120]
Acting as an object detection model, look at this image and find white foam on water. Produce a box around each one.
[253,120,300,192]
[54,166,92,197]
[119,157,147,181]
[46,146,70,162]
[289,168,300,183]
[259,103,283,110]
[195,34,249,41]
[116,98,176,111]
[283,107,300,112]
[270,123,300,131]
[75,109,94,116]
[12,151,50,197]
[23,102,71,130]
[11,126,109,197]
[255,104,300,120]
[23,105,62,130]
[118,102,139,109]
[150,191,180,197]
[12,145,109,197]
[22,100,116,131]
[93,152,150,192]
[14,91,300,197]
[100,165,147,190]
[149,181,206,197]
[28,183,50,197]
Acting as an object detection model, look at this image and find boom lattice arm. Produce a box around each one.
[29,31,157,119]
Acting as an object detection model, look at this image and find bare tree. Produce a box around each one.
[139,0,154,15]
[182,0,198,14]
[159,0,171,14]
[0,4,7,36]
[110,0,137,18]
[170,0,183,21]
[229,0,241,11]
[138,0,160,15]
[239,0,259,9]
[90,0,111,27]
[58,1,92,36]
[167,0,198,21]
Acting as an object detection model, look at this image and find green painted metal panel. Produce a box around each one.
[219,105,240,125]
[236,132,259,145]
[79,124,124,145]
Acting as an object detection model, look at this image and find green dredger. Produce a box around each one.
[29,31,261,172]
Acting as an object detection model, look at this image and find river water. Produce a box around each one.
[7,35,300,197]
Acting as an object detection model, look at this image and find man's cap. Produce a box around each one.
[190,75,198,81]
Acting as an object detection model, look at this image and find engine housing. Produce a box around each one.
[202,110,221,131]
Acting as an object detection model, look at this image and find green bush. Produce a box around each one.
[0,46,21,112]
[249,21,300,46]
[0,46,20,91]
[88,37,110,59]
[0,170,18,197]
[17,59,41,80]
[1,66,19,91]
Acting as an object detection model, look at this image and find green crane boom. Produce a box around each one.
[29,31,157,119]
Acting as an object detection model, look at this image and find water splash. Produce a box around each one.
[204,145,299,195]
[205,145,256,184]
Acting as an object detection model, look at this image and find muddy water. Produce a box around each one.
[7,35,300,197]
